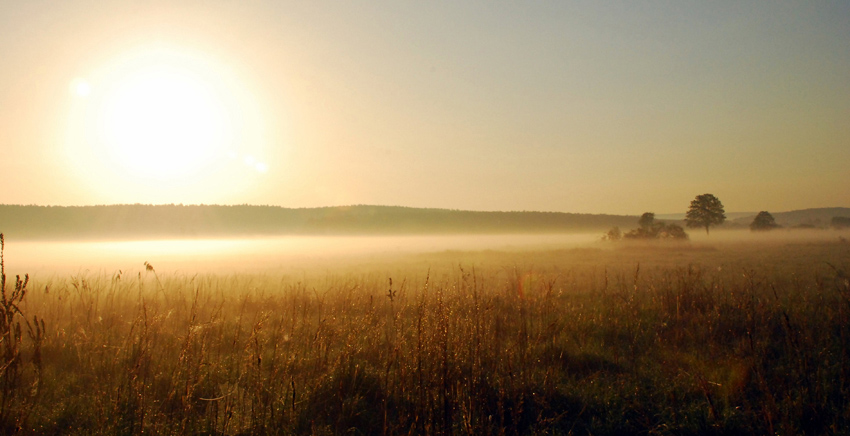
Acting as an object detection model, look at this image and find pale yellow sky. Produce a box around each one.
[1,1,848,214]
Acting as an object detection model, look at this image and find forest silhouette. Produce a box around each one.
[0,204,640,239]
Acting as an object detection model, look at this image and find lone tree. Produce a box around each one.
[685,193,726,235]
[750,211,779,231]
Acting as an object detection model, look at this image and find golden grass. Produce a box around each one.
[1,236,849,434]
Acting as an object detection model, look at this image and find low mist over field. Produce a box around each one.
[4,233,600,274]
[3,227,847,275]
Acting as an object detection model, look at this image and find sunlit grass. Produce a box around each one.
[1,236,849,434]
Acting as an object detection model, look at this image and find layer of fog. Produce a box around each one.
[2,233,599,275]
[685,227,847,244]
[3,229,846,276]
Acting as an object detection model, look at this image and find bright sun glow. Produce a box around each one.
[71,79,91,97]
[64,44,273,203]
[97,64,231,180]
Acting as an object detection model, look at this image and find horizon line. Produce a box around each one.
[2,203,848,217]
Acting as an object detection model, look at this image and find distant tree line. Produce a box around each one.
[0,204,640,240]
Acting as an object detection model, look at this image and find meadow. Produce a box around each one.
[0,233,849,435]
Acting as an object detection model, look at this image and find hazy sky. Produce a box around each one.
[1,1,848,214]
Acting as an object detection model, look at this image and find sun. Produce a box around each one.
[71,78,92,97]
[64,44,273,203]
[97,63,231,181]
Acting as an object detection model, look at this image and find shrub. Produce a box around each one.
[621,213,689,240]
[750,211,780,231]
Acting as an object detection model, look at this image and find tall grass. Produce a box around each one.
[0,233,44,433]
[2,235,850,434]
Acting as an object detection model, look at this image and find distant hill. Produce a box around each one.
[0,204,640,240]
[729,207,850,228]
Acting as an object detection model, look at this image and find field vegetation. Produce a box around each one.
[0,233,849,434]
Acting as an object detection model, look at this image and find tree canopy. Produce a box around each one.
[685,194,726,235]
[750,211,779,231]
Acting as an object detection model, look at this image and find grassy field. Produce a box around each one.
[1,235,849,435]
